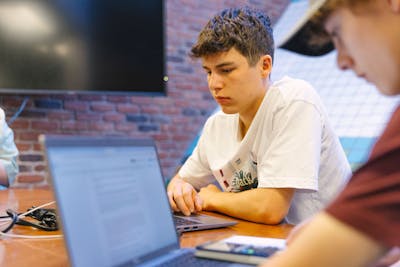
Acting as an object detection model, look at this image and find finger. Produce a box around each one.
[167,191,179,212]
[173,183,192,216]
[182,184,196,213]
[194,194,203,212]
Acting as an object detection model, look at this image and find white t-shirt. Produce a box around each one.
[179,76,351,224]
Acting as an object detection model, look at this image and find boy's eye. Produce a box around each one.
[221,68,233,73]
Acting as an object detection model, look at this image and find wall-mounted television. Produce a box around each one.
[0,0,166,95]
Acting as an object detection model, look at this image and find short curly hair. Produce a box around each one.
[190,7,274,66]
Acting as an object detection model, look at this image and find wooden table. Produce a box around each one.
[0,189,293,266]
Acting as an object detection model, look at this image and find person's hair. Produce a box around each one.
[307,0,374,47]
[190,7,274,66]
[312,0,374,30]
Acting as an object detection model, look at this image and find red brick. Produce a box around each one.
[34,165,46,172]
[9,119,30,129]
[162,107,180,115]
[141,105,161,114]
[18,132,40,141]
[64,101,89,111]
[115,123,137,132]
[173,135,191,142]
[17,175,45,183]
[91,102,115,112]
[33,143,43,151]
[47,111,74,120]
[116,104,140,113]
[3,97,32,108]
[31,121,59,131]
[130,96,154,105]
[16,143,32,151]
[89,122,114,131]
[103,113,125,122]
[76,113,102,121]
[152,134,170,141]
[62,121,88,131]
[172,117,191,124]
[159,142,179,150]
[107,95,130,103]
[79,95,104,101]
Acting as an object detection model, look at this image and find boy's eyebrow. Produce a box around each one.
[216,62,235,68]
[202,62,236,69]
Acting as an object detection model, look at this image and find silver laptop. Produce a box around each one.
[41,135,244,267]
[174,212,236,234]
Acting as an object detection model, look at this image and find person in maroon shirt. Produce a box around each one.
[261,0,400,267]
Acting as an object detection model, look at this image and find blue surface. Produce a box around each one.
[339,137,376,171]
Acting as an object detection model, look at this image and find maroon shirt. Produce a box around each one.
[326,106,400,247]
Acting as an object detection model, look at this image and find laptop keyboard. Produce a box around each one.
[155,249,252,267]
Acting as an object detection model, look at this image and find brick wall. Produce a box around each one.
[1,0,289,188]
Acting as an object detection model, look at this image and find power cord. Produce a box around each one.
[0,201,63,239]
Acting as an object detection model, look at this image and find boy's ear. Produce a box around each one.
[260,55,272,78]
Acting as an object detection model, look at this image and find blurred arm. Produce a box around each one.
[260,212,386,267]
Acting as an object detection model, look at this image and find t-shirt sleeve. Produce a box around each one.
[326,149,400,247]
[257,101,321,190]
[178,123,214,190]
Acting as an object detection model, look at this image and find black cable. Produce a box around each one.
[15,217,58,231]
[1,207,58,233]
[3,209,18,233]
[25,207,58,230]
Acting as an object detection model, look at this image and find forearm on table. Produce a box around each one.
[204,188,294,224]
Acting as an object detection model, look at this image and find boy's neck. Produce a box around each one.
[238,89,267,139]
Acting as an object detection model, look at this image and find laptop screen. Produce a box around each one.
[43,137,179,267]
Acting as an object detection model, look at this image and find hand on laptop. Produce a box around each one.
[167,176,203,216]
[197,184,221,210]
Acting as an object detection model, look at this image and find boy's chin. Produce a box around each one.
[219,107,237,114]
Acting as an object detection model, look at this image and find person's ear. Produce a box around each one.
[260,55,272,78]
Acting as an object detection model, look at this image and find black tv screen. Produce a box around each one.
[0,0,166,95]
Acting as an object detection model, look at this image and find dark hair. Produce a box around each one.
[190,7,274,66]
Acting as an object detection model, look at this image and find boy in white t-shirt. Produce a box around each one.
[167,7,351,225]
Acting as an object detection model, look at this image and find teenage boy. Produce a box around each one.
[167,6,350,225]
[261,0,400,266]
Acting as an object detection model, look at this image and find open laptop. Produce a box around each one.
[41,135,245,267]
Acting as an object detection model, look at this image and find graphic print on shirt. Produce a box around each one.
[231,157,258,191]
[213,155,258,193]
[231,169,258,191]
